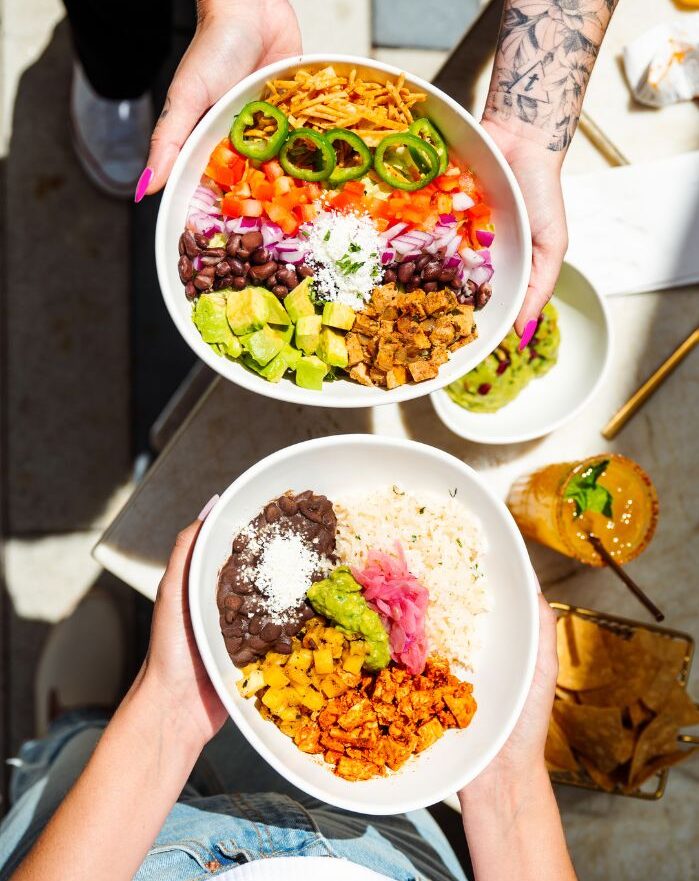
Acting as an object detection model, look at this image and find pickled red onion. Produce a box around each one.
[353,543,429,675]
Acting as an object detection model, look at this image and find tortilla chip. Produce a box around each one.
[555,703,630,774]
[658,681,699,727]
[579,755,617,792]
[625,749,696,791]
[545,715,579,772]
[628,700,653,729]
[629,712,680,784]
[556,615,614,691]
[641,636,689,711]
[555,686,579,703]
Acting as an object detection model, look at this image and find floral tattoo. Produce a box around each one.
[485,0,618,151]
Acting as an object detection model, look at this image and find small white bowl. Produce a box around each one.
[189,435,538,815]
[156,54,531,409]
[430,263,612,444]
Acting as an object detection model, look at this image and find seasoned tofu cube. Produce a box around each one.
[337,698,374,731]
[345,332,365,366]
[424,290,451,315]
[415,717,445,752]
[372,284,398,312]
[349,363,374,386]
[452,311,475,336]
[335,756,381,781]
[386,365,408,389]
[352,313,379,336]
[376,341,398,371]
[407,360,439,383]
[429,346,449,367]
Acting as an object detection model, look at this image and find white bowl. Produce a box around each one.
[157,54,531,409]
[189,435,539,814]
[430,263,612,444]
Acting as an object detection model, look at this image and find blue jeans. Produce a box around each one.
[0,711,468,881]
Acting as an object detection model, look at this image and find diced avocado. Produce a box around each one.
[241,353,264,374]
[226,288,269,336]
[281,344,302,371]
[295,314,322,355]
[284,278,316,323]
[192,292,241,358]
[317,327,349,369]
[322,301,355,331]
[270,324,294,345]
[242,324,284,366]
[256,288,291,326]
[208,232,228,248]
[260,351,291,383]
[296,355,328,391]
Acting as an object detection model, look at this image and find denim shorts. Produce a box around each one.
[0,711,468,881]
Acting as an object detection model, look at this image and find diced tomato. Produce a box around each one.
[299,203,317,223]
[262,159,284,181]
[304,183,322,200]
[221,193,243,217]
[468,203,491,220]
[342,180,365,196]
[250,178,274,200]
[436,193,452,215]
[265,202,298,234]
[273,176,293,196]
[230,181,251,198]
[459,172,478,198]
[238,198,263,217]
[435,174,459,192]
[373,217,390,232]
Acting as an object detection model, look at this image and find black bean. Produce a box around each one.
[194,233,209,249]
[272,639,292,655]
[405,278,421,292]
[242,261,251,275]
[199,254,220,266]
[224,618,244,637]
[250,261,277,282]
[416,254,430,270]
[397,261,416,284]
[457,293,475,306]
[184,282,197,301]
[382,268,397,284]
[278,495,298,516]
[267,273,278,287]
[264,502,281,523]
[251,247,270,265]
[476,283,492,309]
[248,614,264,636]
[272,285,288,299]
[204,247,226,260]
[198,265,216,278]
[226,233,242,257]
[298,497,326,524]
[178,255,194,283]
[178,234,186,255]
[224,636,243,653]
[261,622,282,642]
[232,580,253,595]
[214,275,232,291]
[230,276,247,290]
[241,230,263,251]
[193,273,213,291]
[449,278,461,290]
[248,635,270,652]
[232,648,256,666]
[422,261,442,282]
[301,604,315,620]
[277,268,298,289]
[237,247,251,260]
[423,281,438,293]
[227,257,245,276]
[298,264,314,278]
[215,260,231,277]
[224,593,243,611]
[182,230,199,258]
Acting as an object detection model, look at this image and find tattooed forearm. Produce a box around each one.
[484,0,619,151]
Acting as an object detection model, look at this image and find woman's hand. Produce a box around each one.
[138,0,301,197]
[139,499,227,753]
[481,119,568,344]
[463,592,558,797]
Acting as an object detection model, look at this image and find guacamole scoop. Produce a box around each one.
[446,302,560,413]
[306,567,390,671]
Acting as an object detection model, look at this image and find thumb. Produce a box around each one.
[514,235,567,341]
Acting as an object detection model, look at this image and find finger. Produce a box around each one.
[161,520,203,588]
[514,238,567,339]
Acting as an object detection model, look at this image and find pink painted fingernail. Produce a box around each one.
[519,319,538,351]
[197,494,220,521]
[134,167,153,203]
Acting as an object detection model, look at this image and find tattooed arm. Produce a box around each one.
[482,0,619,339]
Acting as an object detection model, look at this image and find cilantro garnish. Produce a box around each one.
[564,459,613,518]
[349,242,361,252]
[323,230,331,241]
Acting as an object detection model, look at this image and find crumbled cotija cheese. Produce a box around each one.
[303,211,383,308]
[236,523,330,621]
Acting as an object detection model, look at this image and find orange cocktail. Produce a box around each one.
[507,454,658,566]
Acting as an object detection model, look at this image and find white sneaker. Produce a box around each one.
[70,62,153,198]
[34,589,126,736]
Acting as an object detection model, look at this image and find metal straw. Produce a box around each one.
[586,532,664,622]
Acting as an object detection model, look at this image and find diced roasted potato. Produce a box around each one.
[313,647,334,675]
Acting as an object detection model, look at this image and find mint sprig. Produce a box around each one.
[564,459,613,519]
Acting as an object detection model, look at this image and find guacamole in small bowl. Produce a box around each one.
[446,303,560,413]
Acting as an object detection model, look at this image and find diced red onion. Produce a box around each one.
[438,213,456,225]
[444,237,460,259]
[476,229,495,247]
[381,248,395,265]
[275,239,304,253]
[469,264,494,286]
[187,210,223,235]
[194,185,217,205]
[225,216,260,234]
[478,249,491,263]
[190,198,219,215]
[203,224,223,237]
[260,221,284,246]
[452,192,475,212]
[403,252,421,262]
[192,255,203,271]
[277,248,306,264]
[403,229,432,245]
[445,254,461,269]
[459,247,485,269]
[391,235,419,255]
[379,222,408,242]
